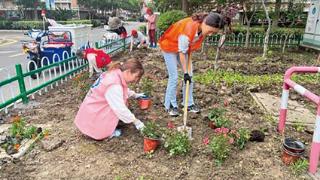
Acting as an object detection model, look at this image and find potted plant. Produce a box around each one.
[163,130,191,156]
[207,108,226,129]
[138,77,153,110]
[141,121,161,153]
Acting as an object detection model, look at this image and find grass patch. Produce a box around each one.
[194,69,320,87]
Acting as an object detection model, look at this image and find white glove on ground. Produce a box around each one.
[134,119,145,130]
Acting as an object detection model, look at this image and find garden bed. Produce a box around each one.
[0,47,319,179]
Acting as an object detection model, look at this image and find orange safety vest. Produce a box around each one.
[158,17,205,53]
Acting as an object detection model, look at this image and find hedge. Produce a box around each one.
[157,10,187,32]
[0,20,96,30]
[232,25,304,36]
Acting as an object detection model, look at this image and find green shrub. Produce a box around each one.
[11,21,44,30]
[48,7,75,21]
[141,121,162,139]
[208,108,225,121]
[232,25,304,36]
[0,20,93,30]
[164,130,191,156]
[0,20,13,29]
[138,25,146,35]
[157,10,187,32]
[90,19,102,27]
[209,134,231,165]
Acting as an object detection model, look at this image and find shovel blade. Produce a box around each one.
[177,126,192,140]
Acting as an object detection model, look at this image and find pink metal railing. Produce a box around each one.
[278,66,320,174]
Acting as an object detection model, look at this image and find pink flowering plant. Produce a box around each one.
[229,128,250,150]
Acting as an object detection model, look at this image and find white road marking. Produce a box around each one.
[0,51,15,54]
[9,53,25,58]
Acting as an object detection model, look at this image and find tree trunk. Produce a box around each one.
[182,0,188,13]
[244,11,250,48]
[282,35,288,53]
[262,0,271,58]
[273,0,281,27]
[245,25,250,48]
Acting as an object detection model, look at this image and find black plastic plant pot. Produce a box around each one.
[283,138,305,154]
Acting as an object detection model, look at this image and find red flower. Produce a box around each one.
[221,127,230,134]
[214,128,222,134]
[224,99,229,107]
[167,121,175,129]
[203,136,210,145]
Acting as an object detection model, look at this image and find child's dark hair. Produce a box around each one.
[108,58,144,81]
[192,12,225,29]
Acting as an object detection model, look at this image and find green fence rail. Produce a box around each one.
[156,31,302,48]
[0,36,130,113]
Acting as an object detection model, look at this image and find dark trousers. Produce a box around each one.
[148,29,156,46]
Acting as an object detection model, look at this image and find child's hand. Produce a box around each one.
[134,119,145,130]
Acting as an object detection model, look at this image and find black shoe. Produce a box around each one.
[187,105,200,113]
[167,107,179,117]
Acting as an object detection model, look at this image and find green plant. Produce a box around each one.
[141,121,161,139]
[157,10,187,32]
[164,130,191,156]
[138,25,147,35]
[263,113,277,124]
[209,134,231,165]
[48,7,76,21]
[9,117,26,138]
[290,159,309,176]
[292,122,305,132]
[72,72,91,100]
[208,108,225,121]
[233,128,250,150]
[23,126,37,139]
[141,77,153,97]
[213,117,231,128]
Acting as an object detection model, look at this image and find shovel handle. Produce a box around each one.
[183,54,192,128]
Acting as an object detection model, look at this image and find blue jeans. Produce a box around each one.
[162,51,194,110]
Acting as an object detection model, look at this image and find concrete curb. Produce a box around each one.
[0,30,27,33]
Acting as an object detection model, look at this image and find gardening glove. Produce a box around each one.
[134,93,147,99]
[137,44,142,49]
[184,73,192,83]
[134,119,145,131]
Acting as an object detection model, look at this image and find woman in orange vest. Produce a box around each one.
[158,13,225,116]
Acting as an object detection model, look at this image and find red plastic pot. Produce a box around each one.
[281,138,305,165]
[281,147,303,165]
[138,98,152,110]
[144,137,160,153]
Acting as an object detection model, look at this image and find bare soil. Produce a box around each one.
[1,47,318,179]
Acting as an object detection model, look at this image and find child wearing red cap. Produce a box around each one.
[76,48,112,77]
[130,29,148,52]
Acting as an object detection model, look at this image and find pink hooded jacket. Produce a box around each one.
[74,69,128,140]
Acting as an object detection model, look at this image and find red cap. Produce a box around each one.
[146,8,153,15]
[131,29,138,36]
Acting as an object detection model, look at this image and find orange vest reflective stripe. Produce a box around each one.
[158,17,204,53]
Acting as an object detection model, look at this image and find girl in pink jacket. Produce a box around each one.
[74,59,146,140]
